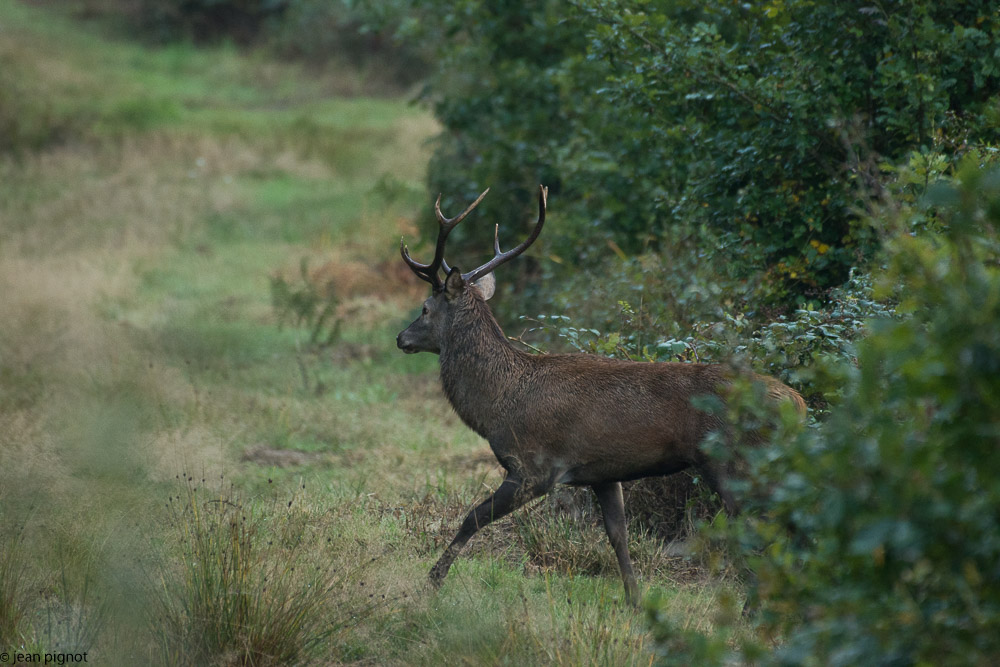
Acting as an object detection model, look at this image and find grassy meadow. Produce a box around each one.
[0,3,730,663]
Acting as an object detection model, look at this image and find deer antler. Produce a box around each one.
[400,188,490,290]
[462,185,547,285]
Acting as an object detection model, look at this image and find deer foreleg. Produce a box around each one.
[594,481,640,605]
[429,476,546,586]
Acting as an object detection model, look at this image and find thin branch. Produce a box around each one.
[508,334,547,355]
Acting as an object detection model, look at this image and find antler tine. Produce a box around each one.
[464,185,547,284]
[430,188,489,276]
[435,188,490,227]
[400,238,440,287]
[436,194,452,277]
[400,188,490,290]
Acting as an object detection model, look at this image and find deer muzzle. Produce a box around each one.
[396,332,414,353]
[396,331,421,354]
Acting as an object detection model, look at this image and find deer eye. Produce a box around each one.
[422,305,429,316]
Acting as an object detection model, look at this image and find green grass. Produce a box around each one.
[0,2,739,664]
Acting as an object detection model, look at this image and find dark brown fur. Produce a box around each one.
[398,269,805,603]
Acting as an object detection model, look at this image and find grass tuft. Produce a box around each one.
[153,475,374,665]
[0,523,34,648]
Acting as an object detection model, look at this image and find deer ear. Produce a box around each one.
[443,267,466,299]
[470,272,496,301]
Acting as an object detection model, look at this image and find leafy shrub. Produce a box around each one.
[393,0,1000,301]
[650,163,1000,664]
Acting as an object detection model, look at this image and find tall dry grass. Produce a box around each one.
[152,476,377,665]
[0,524,34,648]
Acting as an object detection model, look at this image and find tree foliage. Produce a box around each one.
[393,0,1000,300]
[650,161,1000,665]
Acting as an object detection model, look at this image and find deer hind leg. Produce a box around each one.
[593,481,640,605]
[695,461,762,615]
[429,476,549,587]
[697,461,741,516]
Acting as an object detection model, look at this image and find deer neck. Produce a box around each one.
[438,296,526,438]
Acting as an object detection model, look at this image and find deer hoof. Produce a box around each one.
[428,563,448,587]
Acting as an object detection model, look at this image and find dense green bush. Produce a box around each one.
[650,163,1000,664]
[393,0,1000,301]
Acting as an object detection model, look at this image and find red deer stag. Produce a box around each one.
[397,185,805,603]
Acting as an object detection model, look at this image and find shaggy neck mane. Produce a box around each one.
[437,289,528,436]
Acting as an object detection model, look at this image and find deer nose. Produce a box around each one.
[397,333,421,354]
